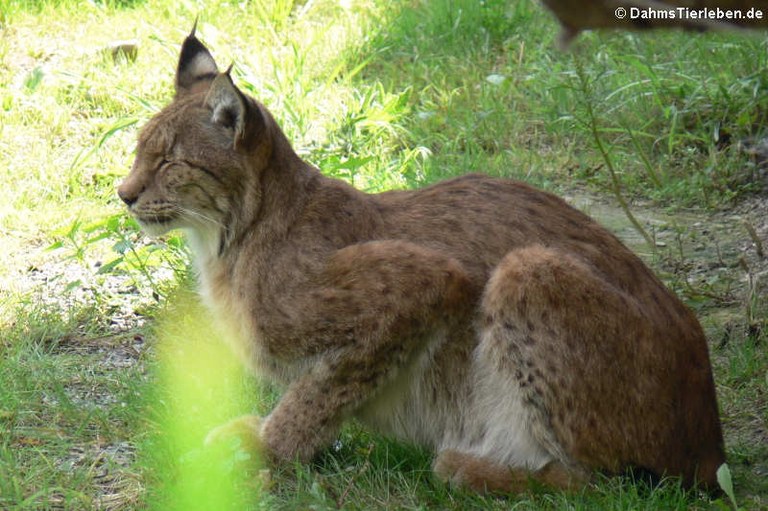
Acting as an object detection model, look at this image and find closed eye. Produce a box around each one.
[181,159,225,184]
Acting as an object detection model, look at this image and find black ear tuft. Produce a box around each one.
[175,22,219,98]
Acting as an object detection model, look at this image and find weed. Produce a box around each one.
[48,213,187,300]
[569,52,656,249]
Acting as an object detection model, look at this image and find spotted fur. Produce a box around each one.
[118,28,725,493]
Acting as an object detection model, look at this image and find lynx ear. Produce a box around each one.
[205,69,263,151]
[175,22,219,97]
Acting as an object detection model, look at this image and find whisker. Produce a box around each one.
[175,205,225,231]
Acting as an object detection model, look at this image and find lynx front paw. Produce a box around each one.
[204,414,263,454]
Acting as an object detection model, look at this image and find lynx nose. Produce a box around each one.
[117,182,144,207]
[117,187,137,207]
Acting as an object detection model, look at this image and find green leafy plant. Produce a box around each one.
[48,213,188,300]
[717,463,739,510]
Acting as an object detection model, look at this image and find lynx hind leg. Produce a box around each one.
[452,244,649,493]
[471,244,660,489]
[434,450,586,494]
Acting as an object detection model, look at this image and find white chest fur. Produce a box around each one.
[186,228,312,385]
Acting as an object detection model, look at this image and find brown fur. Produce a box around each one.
[433,450,587,493]
[118,29,725,493]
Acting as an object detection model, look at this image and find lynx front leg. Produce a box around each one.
[260,241,472,463]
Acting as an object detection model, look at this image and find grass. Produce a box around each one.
[0,0,766,509]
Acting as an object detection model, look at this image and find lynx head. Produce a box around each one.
[117,26,277,251]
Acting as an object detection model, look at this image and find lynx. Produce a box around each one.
[117,27,725,493]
